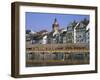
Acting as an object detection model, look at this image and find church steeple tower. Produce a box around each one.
[52,18,59,32]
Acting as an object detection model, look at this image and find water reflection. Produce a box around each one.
[26,52,89,67]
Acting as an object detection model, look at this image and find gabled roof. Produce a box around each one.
[75,21,89,29]
[67,20,78,30]
[86,28,90,33]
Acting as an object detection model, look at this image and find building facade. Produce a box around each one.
[26,18,89,45]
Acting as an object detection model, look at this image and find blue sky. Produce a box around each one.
[26,12,89,32]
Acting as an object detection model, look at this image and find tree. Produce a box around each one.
[82,18,89,26]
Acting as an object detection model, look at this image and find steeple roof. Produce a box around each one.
[52,18,59,28]
[54,18,58,25]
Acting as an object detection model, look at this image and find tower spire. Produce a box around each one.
[54,18,57,23]
[52,18,59,32]
[54,18,58,25]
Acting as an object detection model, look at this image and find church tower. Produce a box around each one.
[52,18,59,32]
